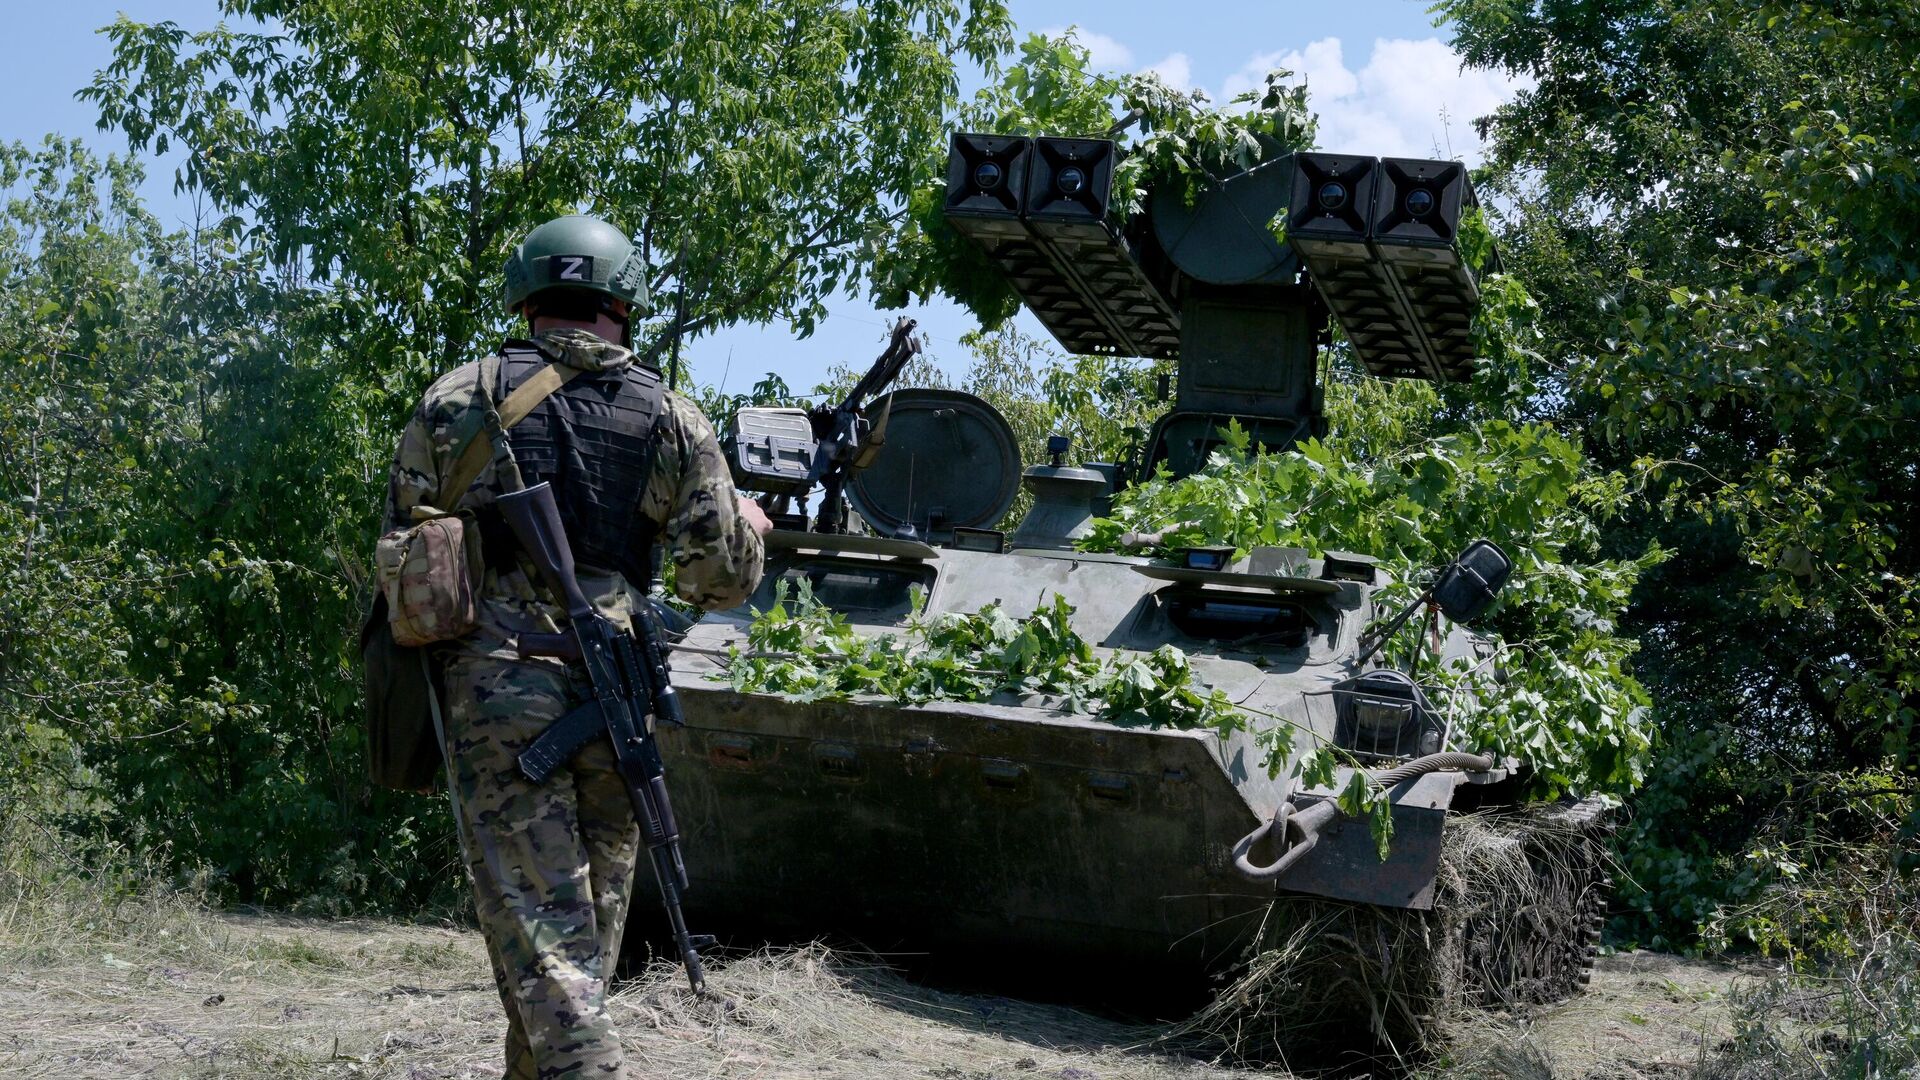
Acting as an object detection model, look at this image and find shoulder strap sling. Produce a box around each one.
[441,356,588,507]
[420,355,585,809]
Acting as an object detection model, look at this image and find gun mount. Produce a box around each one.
[721,317,923,534]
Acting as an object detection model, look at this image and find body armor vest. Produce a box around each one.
[496,344,666,585]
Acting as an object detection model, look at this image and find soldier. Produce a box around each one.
[382,214,769,1078]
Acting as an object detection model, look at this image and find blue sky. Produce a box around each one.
[3,2,1520,395]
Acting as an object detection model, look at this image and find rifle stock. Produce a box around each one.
[497,483,594,618]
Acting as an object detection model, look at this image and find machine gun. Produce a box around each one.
[496,480,712,995]
[722,317,921,534]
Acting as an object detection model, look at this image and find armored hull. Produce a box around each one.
[657,539,1537,1002]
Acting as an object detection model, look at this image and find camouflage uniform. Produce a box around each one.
[383,328,763,1079]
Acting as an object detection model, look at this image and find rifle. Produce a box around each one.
[495,480,712,995]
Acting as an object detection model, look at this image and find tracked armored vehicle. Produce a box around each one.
[653,138,1610,1048]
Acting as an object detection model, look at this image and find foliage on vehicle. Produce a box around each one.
[1081,290,1662,802]
[722,583,1400,853]
[725,584,1237,729]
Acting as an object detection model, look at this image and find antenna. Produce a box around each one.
[898,451,921,541]
[667,235,688,391]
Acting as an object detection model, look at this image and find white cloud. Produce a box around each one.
[1221,37,1530,164]
[1037,25,1134,72]
[1143,52,1194,92]
[1221,49,1283,105]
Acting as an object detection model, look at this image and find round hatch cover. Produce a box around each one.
[846,388,1021,541]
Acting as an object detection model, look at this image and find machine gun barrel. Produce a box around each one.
[804,316,920,486]
[719,317,920,534]
[840,317,920,418]
[496,481,713,995]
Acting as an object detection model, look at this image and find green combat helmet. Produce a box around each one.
[503,214,651,316]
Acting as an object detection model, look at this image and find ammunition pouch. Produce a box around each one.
[360,348,586,791]
[374,510,484,647]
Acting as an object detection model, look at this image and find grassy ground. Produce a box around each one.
[0,895,1761,1080]
[5,813,1866,1080]
[1439,951,1768,1079]
[0,903,1242,1080]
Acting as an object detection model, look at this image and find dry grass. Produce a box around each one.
[0,812,1768,1080]
[1180,804,1613,1069]
[610,946,1241,1080]
[0,910,1262,1080]
[2,902,1767,1080]
[1438,951,1765,1080]
[0,814,1253,1079]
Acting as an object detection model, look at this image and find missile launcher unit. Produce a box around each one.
[650,131,1609,1058]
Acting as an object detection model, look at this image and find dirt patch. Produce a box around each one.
[0,879,1758,1080]
[1441,951,1772,1079]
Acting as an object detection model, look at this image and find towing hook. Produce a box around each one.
[1228,752,1497,883]
[1231,797,1338,881]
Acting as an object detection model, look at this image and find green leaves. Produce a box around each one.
[722,582,1244,733]
[1444,0,1920,774]
[0,138,454,911]
[1098,645,1244,732]
[1079,296,1662,802]
[1334,770,1396,861]
[83,0,1014,374]
[1442,0,1920,951]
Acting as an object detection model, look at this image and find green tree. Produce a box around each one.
[1443,0,1919,768]
[0,139,451,907]
[1440,0,1920,944]
[0,140,164,809]
[954,323,1167,474]
[26,0,1015,906]
[85,0,1013,380]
